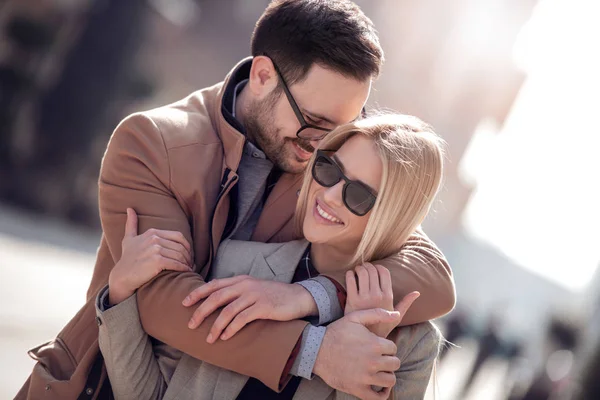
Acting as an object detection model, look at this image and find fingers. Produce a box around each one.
[376,337,398,356]
[188,287,241,329]
[155,237,192,265]
[363,262,381,293]
[124,208,138,238]
[346,308,400,326]
[355,265,370,295]
[159,247,190,266]
[346,270,358,300]
[357,382,392,400]
[207,298,254,343]
[183,276,250,307]
[144,228,192,254]
[375,265,392,299]
[370,372,397,390]
[394,291,420,319]
[220,307,255,341]
[157,257,192,273]
[375,355,401,372]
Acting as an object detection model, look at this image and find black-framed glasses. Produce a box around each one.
[312,150,377,216]
[271,59,367,141]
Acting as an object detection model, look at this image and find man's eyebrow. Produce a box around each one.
[303,109,336,126]
[332,154,378,194]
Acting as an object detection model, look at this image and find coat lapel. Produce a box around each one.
[251,172,303,243]
[262,239,310,283]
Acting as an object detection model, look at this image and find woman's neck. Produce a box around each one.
[310,242,355,273]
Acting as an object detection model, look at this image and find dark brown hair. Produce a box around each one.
[251,0,384,85]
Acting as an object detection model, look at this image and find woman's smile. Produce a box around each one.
[313,198,344,225]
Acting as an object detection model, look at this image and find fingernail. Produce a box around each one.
[221,333,228,340]
[188,320,195,329]
[206,333,213,343]
[182,296,190,305]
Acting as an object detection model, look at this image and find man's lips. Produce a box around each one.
[292,141,312,160]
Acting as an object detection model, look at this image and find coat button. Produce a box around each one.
[86,387,94,395]
[96,316,102,326]
[45,384,51,391]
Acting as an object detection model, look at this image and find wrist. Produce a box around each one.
[294,283,319,318]
[108,271,133,305]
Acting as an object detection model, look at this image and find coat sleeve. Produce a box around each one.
[323,228,456,325]
[95,287,172,400]
[389,323,441,400]
[97,113,307,392]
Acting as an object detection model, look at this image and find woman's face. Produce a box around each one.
[303,135,383,252]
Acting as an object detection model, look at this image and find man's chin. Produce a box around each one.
[278,156,309,174]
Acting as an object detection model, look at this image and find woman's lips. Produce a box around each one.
[313,198,343,225]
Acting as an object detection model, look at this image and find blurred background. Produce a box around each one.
[0,0,599,398]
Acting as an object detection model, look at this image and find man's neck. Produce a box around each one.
[310,242,356,273]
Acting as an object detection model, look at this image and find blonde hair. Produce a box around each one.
[295,113,445,266]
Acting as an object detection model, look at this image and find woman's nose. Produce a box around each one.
[323,181,344,208]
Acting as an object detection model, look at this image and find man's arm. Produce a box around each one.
[99,113,307,391]
[323,228,456,325]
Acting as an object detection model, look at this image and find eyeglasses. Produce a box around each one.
[271,59,367,142]
[312,150,377,216]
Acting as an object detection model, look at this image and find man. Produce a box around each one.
[17,1,455,399]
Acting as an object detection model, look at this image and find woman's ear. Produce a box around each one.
[247,56,279,99]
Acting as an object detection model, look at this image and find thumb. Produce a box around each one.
[394,291,420,319]
[346,308,402,327]
[124,208,139,238]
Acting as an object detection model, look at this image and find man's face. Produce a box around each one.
[245,63,371,174]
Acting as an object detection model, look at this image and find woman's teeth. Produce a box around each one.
[317,204,342,224]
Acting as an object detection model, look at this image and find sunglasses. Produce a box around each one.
[312,150,377,216]
[270,58,367,141]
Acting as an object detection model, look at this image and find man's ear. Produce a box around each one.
[247,56,279,99]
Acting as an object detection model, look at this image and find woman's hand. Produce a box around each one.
[108,208,193,305]
[182,276,318,343]
[345,263,420,338]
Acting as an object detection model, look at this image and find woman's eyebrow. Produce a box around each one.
[332,154,378,194]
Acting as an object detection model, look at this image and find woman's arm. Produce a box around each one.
[389,323,441,400]
[96,286,180,400]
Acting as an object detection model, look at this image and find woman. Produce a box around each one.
[98,113,445,399]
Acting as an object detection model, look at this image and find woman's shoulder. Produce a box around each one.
[390,321,443,361]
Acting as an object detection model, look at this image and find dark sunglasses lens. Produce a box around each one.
[345,183,375,215]
[314,157,340,187]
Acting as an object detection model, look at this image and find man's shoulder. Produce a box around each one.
[139,82,225,150]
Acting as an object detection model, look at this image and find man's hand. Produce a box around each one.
[345,263,420,338]
[182,276,318,343]
[108,208,193,305]
[313,308,405,400]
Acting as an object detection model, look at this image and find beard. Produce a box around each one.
[244,92,315,174]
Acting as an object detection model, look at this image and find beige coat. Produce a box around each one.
[97,240,441,400]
